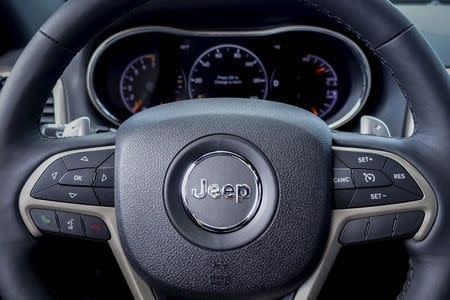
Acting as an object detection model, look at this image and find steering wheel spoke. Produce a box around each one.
[18,144,154,300]
[295,132,437,299]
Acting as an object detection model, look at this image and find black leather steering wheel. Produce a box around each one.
[0,0,449,299]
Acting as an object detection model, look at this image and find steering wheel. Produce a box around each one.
[0,0,449,299]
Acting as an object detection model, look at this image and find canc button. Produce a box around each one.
[333,168,354,189]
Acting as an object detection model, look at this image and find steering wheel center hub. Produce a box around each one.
[181,151,262,233]
[115,99,332,298]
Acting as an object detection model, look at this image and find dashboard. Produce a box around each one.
[87,26,371,128]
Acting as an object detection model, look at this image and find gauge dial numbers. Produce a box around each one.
[188,45,268,100]
[89,27,371,128]
[120,53,160,113]
[271,54,343,119]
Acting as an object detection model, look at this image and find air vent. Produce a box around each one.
[0,75,56,126]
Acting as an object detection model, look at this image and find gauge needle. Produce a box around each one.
[315,67,326,76]
[132,99,143,113]
[311,106,319,116]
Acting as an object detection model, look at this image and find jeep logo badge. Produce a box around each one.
[182,151,262,232]
[191,179,251,203]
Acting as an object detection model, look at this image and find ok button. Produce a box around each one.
[60,169,95,186]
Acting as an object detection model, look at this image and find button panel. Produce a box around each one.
[339,211,425,245]
[30,209,111,241]
[31,150,115,207]
[333,150,423,209]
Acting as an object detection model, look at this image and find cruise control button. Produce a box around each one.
[339,218,369,244]
[383,159,423,196]
[93,168,114,188]
[335,151,387,170]
[63,150,113,170]
[59,169,95,186]
[333,168,354,189]
[334,189,356,209]
[352,169,391,188]
[31,159,67,195]
[33,185,99,205]
[82,215,110,240]
[56,211,85,237]
[350,186,422,208]
[31,209,59,233]
[93,187,114,207]
[394,211,424,237]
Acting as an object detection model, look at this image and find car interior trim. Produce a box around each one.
[52,79,67,126]
[18,145,436,300]
[18,146,154,300]
[295,146,437,300]
[86,25,372,129]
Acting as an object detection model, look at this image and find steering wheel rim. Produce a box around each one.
[0,0,449,299]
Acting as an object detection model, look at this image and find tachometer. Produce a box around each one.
[188,44,268,99]
[271,54,340,118]
[120,53,159,113]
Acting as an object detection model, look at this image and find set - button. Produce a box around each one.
[31,150,114,207]
[333,151,423,209]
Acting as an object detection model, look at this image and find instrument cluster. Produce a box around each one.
[87,26,371,128]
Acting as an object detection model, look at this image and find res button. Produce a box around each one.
[383,159,423,197]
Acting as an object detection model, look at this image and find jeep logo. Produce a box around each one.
[192,179,251,203]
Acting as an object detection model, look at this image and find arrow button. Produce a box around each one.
[93,168,114,188]
[68,192,78,199]
[63,150,113,170]
[31,159,67,196]
[33,185,99,205]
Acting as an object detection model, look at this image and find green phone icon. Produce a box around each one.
[41,215,51,224]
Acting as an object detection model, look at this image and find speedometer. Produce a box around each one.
[188,44,268,99]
